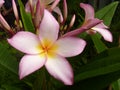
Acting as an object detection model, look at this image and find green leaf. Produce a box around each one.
[33,68,47,90]
[0,43,18,75]
[95,1,119,26]
[59,70,120,90]
[1,85,23,90]
[112,80,120,90]
[91,34,107,53]
[74,47,120,82]
[18,0,35,33]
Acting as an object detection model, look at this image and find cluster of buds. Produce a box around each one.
[0,0,21,36]
[0,0,113,85]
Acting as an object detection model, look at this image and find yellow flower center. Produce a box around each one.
[37,39,58,57]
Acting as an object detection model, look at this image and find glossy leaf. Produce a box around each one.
[91,34,107,53]
[92,1,119,53]
[0,43,18,75]
[59,70,120,90]
[112,80,120,90]
[95,1,119,26]
[1,85,22,90]
[18,0,35,33]
[75,47,120,82]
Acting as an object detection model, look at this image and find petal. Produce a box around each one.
[0,14,11,30]
[80,3,94,21]
[53,7,63,23]
[39,10,59,45]
[69,14,76,28]
[92,27,113,42]
[0,0,4,8]
[25,0,37,12]
[63,0,67,20]
[45,54,73,85]
[25,2,30,12]
[50,0,60,11]
[94,22,108,29]
[63,18,102,37]
[12,0,19,21]
[19,54,46,79]
[7,31,42,54]
[34,0,44,28]
[55,37,86,57]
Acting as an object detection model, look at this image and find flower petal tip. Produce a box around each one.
[19,75,23,80]
[78,39,87,54]
[19,70,25,80]
[64,77,74,85]
[80,3,84,7]
[7,39,12,45]
[106,36,113,42]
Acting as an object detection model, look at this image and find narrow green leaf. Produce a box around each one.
[75,47,120,82]
[60,70,120,90]
[33,68,46,90]
[95,1,119,26]
[91,34,107,53]
[18,0,35,33]
[0,43,18,75]
[112,80,120,90]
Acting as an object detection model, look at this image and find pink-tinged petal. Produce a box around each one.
[19,54,46,79]
[12,0,19,22]
[50,0,60,11]
[63,0,67,21]
[92,27,113,42]
[94,22,108,29]
[62,18,102,37]
[39,9,59,44]
[0,14,11,30]
[53,7,63,23]
[7,31,42,54]
[25,0,37,12]
[80,3,94,21]
[55,37,86,57]
[34,0,44,28]
[68,14,76,29]
[25,2,30,12]
[0,0,4,8]
[45,54,73,85]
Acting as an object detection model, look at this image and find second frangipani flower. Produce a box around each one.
[7,10,86,85]
[80,3,113,42]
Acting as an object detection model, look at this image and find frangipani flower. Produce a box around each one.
[80,3,113,42]
[0,0,4,8]
[7,10,86,85]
